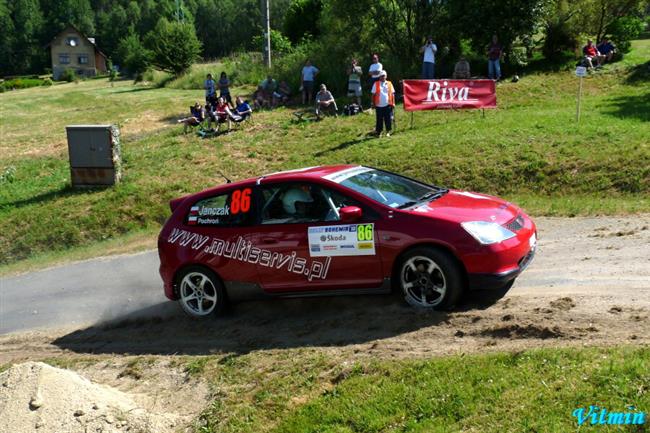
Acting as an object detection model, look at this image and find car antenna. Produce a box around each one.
[217,170,231,184]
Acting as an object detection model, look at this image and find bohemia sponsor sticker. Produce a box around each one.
[308,223,375,257]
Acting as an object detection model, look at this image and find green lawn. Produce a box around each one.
[184,346,649,433]
[0,41,648,267]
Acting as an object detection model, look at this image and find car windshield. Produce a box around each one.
[339,169,446,209]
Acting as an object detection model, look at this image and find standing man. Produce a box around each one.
[301,59,319,104]
[204,73,217,106]
[371,70,395,137]
[487,35,503,80]
[347,58,363,107]
[420,36,437,79]
[368,53,383,88]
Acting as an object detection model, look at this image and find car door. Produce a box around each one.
[252,181,384,293]
[179,186,259,290]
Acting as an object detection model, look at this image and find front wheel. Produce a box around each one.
[177,266,226,318]
[398,247,464,310]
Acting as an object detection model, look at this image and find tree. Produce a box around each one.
[284,0,322,44]
[116,31,151,80]
[145,18,201,76]
[0,0,16,75]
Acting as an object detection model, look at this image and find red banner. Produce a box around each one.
[402,79,496,111]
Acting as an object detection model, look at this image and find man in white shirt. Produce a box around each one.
[371,70,395,137]
[420,36,437,79]
[301,59,320,104]
[368,54,383,88]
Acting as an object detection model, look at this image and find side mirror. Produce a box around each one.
[339,206,362,223]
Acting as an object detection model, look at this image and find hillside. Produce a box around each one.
[0,40,648,268]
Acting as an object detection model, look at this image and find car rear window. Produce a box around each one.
[186,188,253,226]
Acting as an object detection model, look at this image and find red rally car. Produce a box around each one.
[158,165,537,317]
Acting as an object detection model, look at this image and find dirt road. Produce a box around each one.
[1,215,648,364]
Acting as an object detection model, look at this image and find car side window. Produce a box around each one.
[186,187,253,226]
[260,183,363,225]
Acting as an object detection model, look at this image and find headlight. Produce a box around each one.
[461,221,516,245]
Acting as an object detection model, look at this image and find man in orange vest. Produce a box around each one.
[371,70,395,137]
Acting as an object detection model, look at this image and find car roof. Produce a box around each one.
[191,165,362,199]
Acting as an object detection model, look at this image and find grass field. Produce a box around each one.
[0,40,648,268]
[173,346,650,432]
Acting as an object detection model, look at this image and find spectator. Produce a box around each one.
[371,70,395,137]
[453,56,471,79]
[177,102,205,133]
[487,35,503,80]
[420,36,437,79]
[218,72,232,105]
[273,80,292,107]
[315,84,338,117]
[301,59,319,104]
[234,96,253,121]
[583,39,605,69]
[215,96,235,132]
[204,73,217,105]
[597,38,616,63]
[258,75,277,108]
[368,53,383,87]
[347,58,363,107]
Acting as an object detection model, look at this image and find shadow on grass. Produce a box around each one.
[112,86,159,94]
[1,184,106,209]
[52,287,509,356]
[314,135,376,156]
[603,90,650,122]
[625,61,650,84]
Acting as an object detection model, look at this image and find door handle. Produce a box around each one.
[261,238,278,245]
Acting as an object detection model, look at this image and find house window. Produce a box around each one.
[78,54,89,65]
[66,37,79,47]
[59,54,70,64]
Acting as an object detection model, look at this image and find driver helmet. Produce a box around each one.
[282,188,314,214]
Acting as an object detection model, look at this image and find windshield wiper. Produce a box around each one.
[417,189,448,202]
[396,201,417,209]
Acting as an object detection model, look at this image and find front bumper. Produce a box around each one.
[467,243,536,290]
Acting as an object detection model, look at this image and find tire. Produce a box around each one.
[176,266,226,318]
[397,247,464,310]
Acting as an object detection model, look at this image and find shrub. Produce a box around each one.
[59,68,76,82]
[117,33,152,81]
[543,19,579,61]
[145,18,202,76]
[42,78,52,86]
[606,16,645,53]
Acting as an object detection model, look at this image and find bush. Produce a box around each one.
[145,18,202,76]
[543,19,579,61]
[59,68,76,82]
[42,78,52,86]
[117,33,152,81]
[606,16,645,53]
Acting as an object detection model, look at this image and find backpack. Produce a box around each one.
[343,103,361,116]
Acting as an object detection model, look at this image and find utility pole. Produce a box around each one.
[262,0,271,68]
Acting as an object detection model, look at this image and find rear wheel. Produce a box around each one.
[398,247,464,310]
[177,267,225,318]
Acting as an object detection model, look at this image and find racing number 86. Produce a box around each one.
[357,224,374,241]
[231,188,251,214]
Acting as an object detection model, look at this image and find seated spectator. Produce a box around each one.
[315,84,338,117]
[597,39,616,62]
[257,75,277,109]
[177,102,205,133]
[583,40,605,69]
[273,80,292,107]
[234,96,253,122]
[214,97,236,132]
[453,56,471,79]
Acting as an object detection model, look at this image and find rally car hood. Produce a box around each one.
[406,190,519,224]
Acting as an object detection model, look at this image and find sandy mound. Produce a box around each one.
[0,362,181,433]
